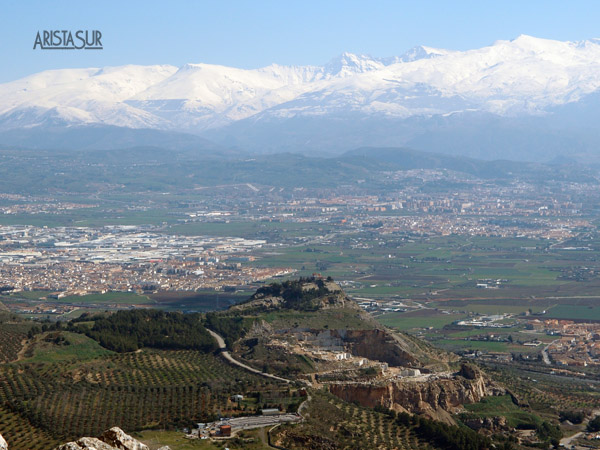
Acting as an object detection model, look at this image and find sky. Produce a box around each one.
[1,0,600,83]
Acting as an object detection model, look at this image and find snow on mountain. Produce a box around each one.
[395,45,454,63]
[1,35,600,133]
[323,52,386,76]
[0,65,177,129]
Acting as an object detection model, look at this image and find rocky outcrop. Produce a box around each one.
[98,428,149,450]
[463,415,508,432]
[334,329,418,367]
[329,365,505,422]
[0,433,7,450]
[232,279,356,312]
[54,427,160,450]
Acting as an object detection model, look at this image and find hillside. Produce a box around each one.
[0,144,594,196]
[204,277,509,425]
[208,277,454,374]
[0,278,568,449]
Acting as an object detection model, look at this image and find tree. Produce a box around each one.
[588,416,600,432]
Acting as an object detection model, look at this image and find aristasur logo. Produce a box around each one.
[33,30,103,50]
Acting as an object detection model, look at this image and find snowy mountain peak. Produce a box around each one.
[2,36,600,135]
[324,52,384,76]
[396,45,451,63]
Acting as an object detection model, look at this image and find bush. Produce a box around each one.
[588,416,600,432]
[559,410,584,424]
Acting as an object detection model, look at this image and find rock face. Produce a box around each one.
[0,433,7,450]
[329,365,505,422]
[232,279,353,312]
[334,329,418,367]
[463,415,508,432]
[54,427,156,450]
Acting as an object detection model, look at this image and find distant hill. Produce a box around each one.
[0,124,226,153]
[0,144,594,195]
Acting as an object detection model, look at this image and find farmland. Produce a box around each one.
[0,330,292,450]
[271,390,434,450]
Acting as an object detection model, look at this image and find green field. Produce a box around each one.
[21,331,114,363]
[463,395,542,428]
[448,303,548,315]
[138,429,272,450]
[545,304,600,321]
[58,292,153,304]
[377,312,467,331]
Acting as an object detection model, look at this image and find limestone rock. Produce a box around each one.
[99,428,148,450]
[0,433,7,450]
[329,367,506,423]
[54,428,148,450]
[464,415,508,432]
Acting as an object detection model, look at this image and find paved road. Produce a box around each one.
[542,339,559,365]
[560,431,583,448]
[224,414,301,431]
[207,329,291,383]
[297,392,312,417]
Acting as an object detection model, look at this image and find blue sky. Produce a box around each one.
[1,0,600,82]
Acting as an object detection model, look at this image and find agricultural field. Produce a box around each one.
[271,390,433,450]
[0,290,249,322]
[376,310,468,331]
[20,331,114,363]
[462,395,543,429]
[544,304,600,321]
[0,326,27,362]
[0,315,35,362]
[484,363,600,416]
[0,330,292,450]
[376,307,552,357]
[230,230,600,314]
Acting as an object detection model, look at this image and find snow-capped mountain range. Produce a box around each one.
[2,35,600,160]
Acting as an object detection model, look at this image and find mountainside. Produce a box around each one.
[209,277,458,373]
[206,277,508,424]
[3,36,600,159]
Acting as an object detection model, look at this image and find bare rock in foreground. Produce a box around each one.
[54,427,153,450]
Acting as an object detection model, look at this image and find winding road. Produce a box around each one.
[560,431,583,448]
[207,329,291,383]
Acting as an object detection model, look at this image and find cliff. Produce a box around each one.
[329,364,505,423]
[332,328,454,369]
